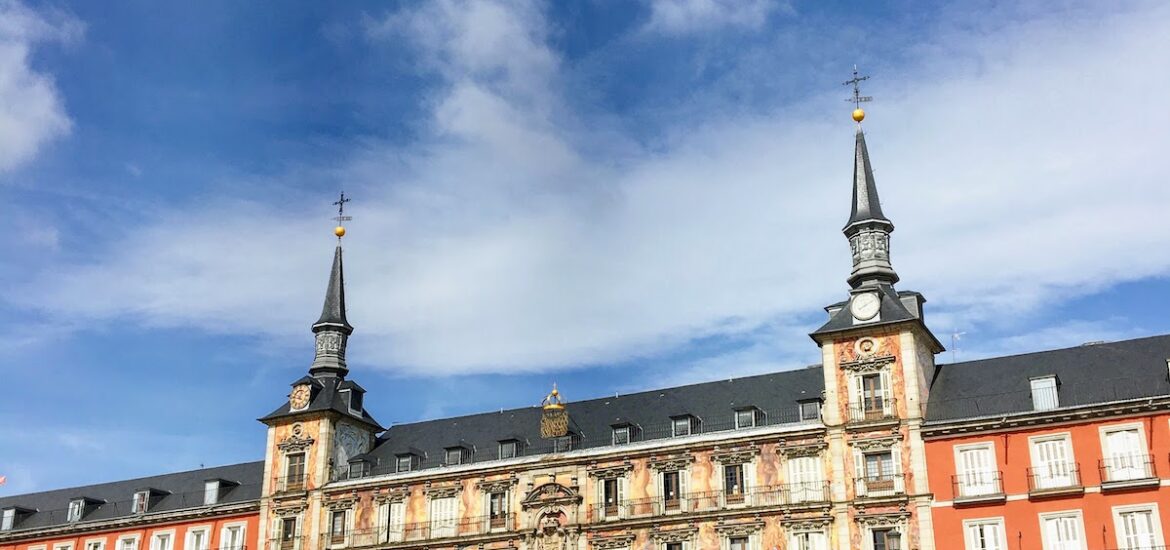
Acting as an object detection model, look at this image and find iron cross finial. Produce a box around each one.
[843,65,873,109]
[333,192,352,223]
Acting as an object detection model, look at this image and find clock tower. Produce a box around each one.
[258,212,382,550]
[809,89,944,550]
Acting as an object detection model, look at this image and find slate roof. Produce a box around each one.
[260,375,383,430]
[314,245,353,333]
[363,367,827,474]
[926,334,1170,422]
[846,128,892,228]
[0,462,263,534]
[811,285,930,339]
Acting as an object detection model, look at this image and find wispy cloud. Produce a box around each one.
[642,0,788,35]
[10,0,1170,379]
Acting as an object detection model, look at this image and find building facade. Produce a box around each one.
[3,108,1170,550]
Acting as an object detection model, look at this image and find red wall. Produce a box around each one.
[0,512,259,550]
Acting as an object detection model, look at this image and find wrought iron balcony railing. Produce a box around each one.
[854,474,905,498]
[1099,454,1158,487]
[585,482,830,522]
[1027,463,1083,495]
[319,514,519,548]
[275,474,308,493]
[847,398,898,423]
[951,471,1004,502]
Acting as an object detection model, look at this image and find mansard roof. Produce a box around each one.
[364,366,827,472]
[260,375,382,430]
[0,461,262,534]
[925,333,1170,423]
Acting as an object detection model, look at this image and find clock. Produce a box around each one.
[290,384,312,411]
[850,292,881,321]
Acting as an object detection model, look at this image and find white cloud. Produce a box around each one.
[642,0,786,35]
[0,0,78,173]
[12,1,1170,376]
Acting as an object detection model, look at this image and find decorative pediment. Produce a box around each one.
[855,511,909,528]
[277,423,315,451]
[521,482,582,510]
[373,487,410,504]
[711,446,760,465]
[714,520,765,537]
[839,355,895,373]
[781,516,833,531]
[476,476,519,493]
[650,527,697,543]
[274,503,306,516]
[776,441,826,459]
[850,435,901,452]
[424,483,463,499]
[325,497,357,511]
[648,454,695,472]
[590,534,636,550]
[587,462,632,479]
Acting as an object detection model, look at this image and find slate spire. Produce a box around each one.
[843,127,899,289]
[309,244,353,378]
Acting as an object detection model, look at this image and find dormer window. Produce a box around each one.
[132,491,150,513]
[1030,376,1059,411]
[396,454,418,473]
[798,400,822,422]
[498,439,519,459]
[67,499,86,522]
[612,425,631,445]
[445,446,471,466]
[553,433,578,453]
[735,407,762,429]
[1,508,14,531]
[349,391,363,413]
[348,459,370,479]
[671,415,698,437]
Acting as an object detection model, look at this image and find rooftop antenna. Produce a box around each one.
[843,64,872,124]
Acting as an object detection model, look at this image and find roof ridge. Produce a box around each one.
[940,332,1170,368]
[0,460,264,500]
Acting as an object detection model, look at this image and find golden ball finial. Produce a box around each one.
[334,225,346,238]
[852,108,866,123]
[542,383,565,410]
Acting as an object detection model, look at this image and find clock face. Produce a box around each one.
[850,292,881,321]
[290,384,311,410]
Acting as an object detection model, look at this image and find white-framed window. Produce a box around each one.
[734,408,758,429]
[84,540,105,550]
[1030,376,1058,410]
[964,518,1006,550]
[671,416,695,437]
[284,453,306,489]
[954,443,998,497]
[788,529,828,550]
[798,401,821,422]
[487,490,508,528]
[132,491,151,513]
[53,543,73,550]
[1029,434,1076,489]
[498,440,518,459]
[329,509,349,544]
[721,531,761,550]
[660,468,689,511]
[598,476,626,519]
[445,447,467,466]
[852,370,893,419]
[857,449,900,497]
[1100,424,1150,481]
[0,508,14,531]
[184,526,210,550]
[117,535,140,550]
[612,426,630,445]
[429,496,457,538]
[553,434,577,452]
[221,523,246,550]
[664,542,684,550]
[1039,510,1086,550]
[278,517,298,550]
[203,481,220,505]
[721,460,755,504]
[150,531,174,550]
[787,455,824,503]
[395,455,415,473]
[380,501,406,543]
[1112,503,1164,550]
[68,499,86,522]
[728,536,750,550]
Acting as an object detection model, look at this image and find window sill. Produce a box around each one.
[953,492,1006,506]
[1100,477,1160,492]
[1027,485,1085,500]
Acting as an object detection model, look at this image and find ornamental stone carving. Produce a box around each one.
[711,446,760,465]
[780,516,832,531]
[586,462,632,479]
[855,512,909,528]
[590,534,636,550]
[372,487,410,504]
[850,229,890,264]
[714,520,765,537]
[476,476,519,493]
[648,455,695,472]
[521,482,581,510]
[850,435,901,452]
[776,442,826,459]
[423,483,463,499]
[650,527,697,544]
[326,497,357,511]
[839,355,895,373]
[277,424,315,451]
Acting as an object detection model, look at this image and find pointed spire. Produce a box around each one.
[842,128,898,288]
[846,128,892,229]
[313,245,353,334]
[309,244,353,378]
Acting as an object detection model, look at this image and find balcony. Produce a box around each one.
[1027,463,1084,498]
[951,471,1005,505]
[847,398,898,424]
[275,474,307,493]
[320,514,518,548]
[854,474,905,499]
[1105,545,1167,550]
[585,482,830,522]
[268,538,302,550]
[1099,454,1159,491]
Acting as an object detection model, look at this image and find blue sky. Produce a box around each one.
[1,0,1169,493]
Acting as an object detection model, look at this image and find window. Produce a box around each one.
[280,518,298,550]
[662,471,681,508]
[222,525,245,550]
[1,509,13,531]
[735,408,757,429]
[724,464,745,502]
[553,434,576,452]
[672,416,694,437]
[384,502,406,543]
[349,391,363,413]
[330,510,347,543]
[955,444,998,497]
[68,499,85,522]
[1101,426,1150,482]
[1030,435,1076,489]
[862,451,896,495]
[964,519,1006,550]
[132,491,150,513]
[396,455,415,473]
[85,541,104,550]
[787,456,824,503]
[871,529,901,550]
[54,543,73,550]
[1113,504,1164,550]
[430,497,457,538]
[118,537,138,550]
[445,447,468,466]
[729,537,749,550]
[203,481,220,505]
[799,401,821,422]
[789,531,827,550]
[666,544,682,550]
[602,478,621,514]
[150,533,172,550]
[860,373,886,415]
[498,440,518,459]
[1040,511,1085,550]
[185,528,209,550]
[612,426,630,445]
[285,453,306,489]
[489,492,508,528]
[1031,376,1058,411]
[348,461,368,479]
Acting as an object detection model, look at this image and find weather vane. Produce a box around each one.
[843,65,872,123]
[332,192,352,239]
